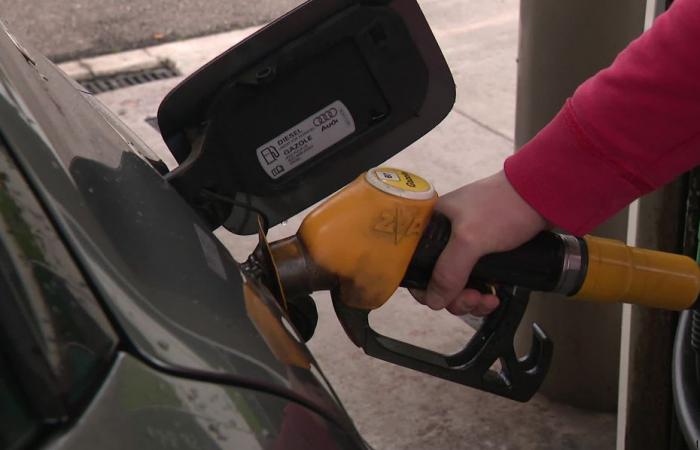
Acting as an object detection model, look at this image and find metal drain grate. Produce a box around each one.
[79,65,180,94]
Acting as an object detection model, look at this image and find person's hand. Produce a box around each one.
[412,171,548,316]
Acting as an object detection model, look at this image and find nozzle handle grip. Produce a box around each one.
[401,214,576,293]
[403,215,700,311]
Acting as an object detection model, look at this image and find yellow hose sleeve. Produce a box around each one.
[573,236,700,310]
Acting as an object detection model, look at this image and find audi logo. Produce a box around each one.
[313,108,338,126]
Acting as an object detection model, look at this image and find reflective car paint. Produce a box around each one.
[48,353,363,450]
[0,136,118,446]
[0,22,359,435]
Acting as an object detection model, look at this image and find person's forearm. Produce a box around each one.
[505,0,700,235]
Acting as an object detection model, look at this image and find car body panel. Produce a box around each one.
[0,133,118,448]
[47,353,364,450]
[0,22,356,432]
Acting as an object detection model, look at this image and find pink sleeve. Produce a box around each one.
[504,0,700,236]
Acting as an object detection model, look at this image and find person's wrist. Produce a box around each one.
[500,169,550,231]
[495,171,548,232]
[468,171,548,253]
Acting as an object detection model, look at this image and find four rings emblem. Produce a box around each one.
[313,108,338,127]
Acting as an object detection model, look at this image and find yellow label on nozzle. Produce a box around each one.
[367,167,435,200]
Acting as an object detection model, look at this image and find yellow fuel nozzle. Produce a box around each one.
[292,167,437,309]
[261,168,552,401]
[260,167,700,313]
[245,167,699,404]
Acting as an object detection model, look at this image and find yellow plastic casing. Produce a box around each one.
[573,236,700,310]
[298,167,437,310]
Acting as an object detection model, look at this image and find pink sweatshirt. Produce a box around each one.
[504,0,700,236]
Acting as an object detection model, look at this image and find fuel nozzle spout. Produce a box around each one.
[253,235,335,300]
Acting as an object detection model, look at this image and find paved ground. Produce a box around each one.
[0,0,302,61]
[82,1,618,448]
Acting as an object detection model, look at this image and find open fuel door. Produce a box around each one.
[157,0,455,234]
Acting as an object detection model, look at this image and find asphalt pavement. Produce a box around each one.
[0,0,302,61]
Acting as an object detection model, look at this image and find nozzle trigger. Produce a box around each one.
[332,287,552,402]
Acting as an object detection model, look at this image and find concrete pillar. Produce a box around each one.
[514,0,647,411]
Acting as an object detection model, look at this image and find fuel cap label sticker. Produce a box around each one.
[256,100,356,180]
